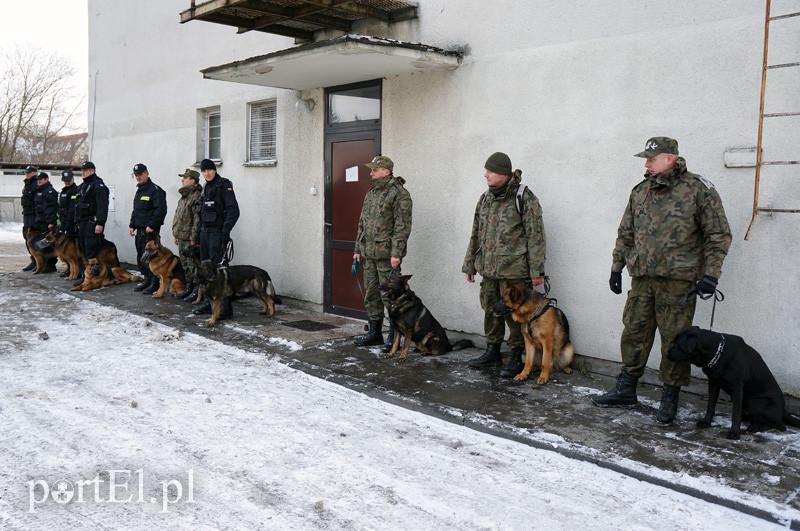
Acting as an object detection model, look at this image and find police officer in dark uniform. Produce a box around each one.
[32,172,59,273]
[21,165,39,271]
[58,170,80,277]
[128,163,167,295]
[192,158,240,317]
[74,161,109,284]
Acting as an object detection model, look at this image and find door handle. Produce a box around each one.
[324,222,332,233]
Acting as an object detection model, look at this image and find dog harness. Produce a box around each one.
[390,290,429,327]
[525,296,558,336]
[706,334,725,369]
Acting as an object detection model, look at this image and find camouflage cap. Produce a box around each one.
[635,137,679,158]
[365,155,393,171]
[178,168,200,180]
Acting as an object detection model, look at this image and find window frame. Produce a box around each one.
[245,98,278,166]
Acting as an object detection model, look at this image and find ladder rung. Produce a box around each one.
[762,111,800,118]
[770,11,800,21]
[767,61,800,69]
[761,160,800,165]
[757,208,800,213]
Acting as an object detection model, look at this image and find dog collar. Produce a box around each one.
[706,334,725,369]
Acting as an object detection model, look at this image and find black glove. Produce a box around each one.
[609,271,622,294]
[696,275,718,296]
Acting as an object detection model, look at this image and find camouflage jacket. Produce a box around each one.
[612,157,732,280]
[354,176,412,259]
[172,183,202,242]
[462,174,546,279]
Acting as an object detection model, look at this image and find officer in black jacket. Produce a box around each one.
[128,163,168,294]
[59,170,79,236]
[74,162,109,283]
[32,172,59,273]
[192,158,240,317]
[21,165,39,271]
[58,170,80,277]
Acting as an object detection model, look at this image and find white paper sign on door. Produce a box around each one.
[345,166,359,183]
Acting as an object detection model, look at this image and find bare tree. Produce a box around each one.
[0,46,84,164]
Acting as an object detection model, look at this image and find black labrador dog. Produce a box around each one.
[668,326,800,439]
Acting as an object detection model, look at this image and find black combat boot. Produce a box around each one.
[499,346,525,378]
[22,259,36,272]
[176,281,194,300]
[133,271,151,292]
[142,277,160,295]
[216,297,234,321]
[192,297,212,315]
[382,321,396,353]
[59,268,70,278]
[467,343,502,368]
[42,258,57,273]
[354,318,384,347]
[656,385,681,424]
[591,371,639,407]
[183,286,199,302]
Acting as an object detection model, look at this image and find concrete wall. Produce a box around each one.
[89,0,800,392]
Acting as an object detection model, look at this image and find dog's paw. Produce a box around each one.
[383,352,395,359]
[562,367,573,375]
[695,419,712,429]
[537,375,550,385]
[513,373,530,382]
[725,430,741,440]
[206,320,216,327]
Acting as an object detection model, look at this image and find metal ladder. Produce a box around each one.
[744,0,800,240]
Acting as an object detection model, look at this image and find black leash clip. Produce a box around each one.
[679,281,725,329]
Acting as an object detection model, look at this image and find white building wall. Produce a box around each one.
[89,0,800,393]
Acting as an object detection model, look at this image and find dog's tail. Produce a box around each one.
[450,339,474,351]
[785,411,800,428]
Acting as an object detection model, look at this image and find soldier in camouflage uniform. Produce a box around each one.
[172,169,202,301]
[592,137,732,423]
[462,152,546,377]
[352,155,413,348]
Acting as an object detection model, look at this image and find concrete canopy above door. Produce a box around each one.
[199,34,462,90]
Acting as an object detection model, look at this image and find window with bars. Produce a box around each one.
[248,99,277,163]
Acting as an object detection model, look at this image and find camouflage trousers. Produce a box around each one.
[479,277,525,348]
[620,276,697,387]
[177,239,200,283]
[362,258,398,319]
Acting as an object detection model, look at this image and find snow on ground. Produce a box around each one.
[0,288,786,530]
[0,222,24,244]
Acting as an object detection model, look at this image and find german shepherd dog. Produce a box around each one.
[141,238,186,298]
[42,230,82,280]
[70,238,138,291]
[493,283,574,384]
[379,274,474,362]
[668,326,800,439]
[25,228,58,274]
[73,257,141,291]
[196,259,280,327]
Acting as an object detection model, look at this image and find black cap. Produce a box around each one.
[36,172,49,181]
[81,161,96,170]
[24,165,38,174]
[133,163,148,175]
[200,159,216,171]
[61,170,74,181]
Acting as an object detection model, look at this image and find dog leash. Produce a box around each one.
[351,258,365,297]
[220,238,234,268]
[679,283,725,329]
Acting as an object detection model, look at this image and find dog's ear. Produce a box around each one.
[508,283,525,304]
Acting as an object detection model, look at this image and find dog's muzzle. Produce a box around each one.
[492,301,513,317]
[90,264,101,276]
[141,251,153,265]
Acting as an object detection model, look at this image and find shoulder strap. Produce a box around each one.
[515,184,528,216]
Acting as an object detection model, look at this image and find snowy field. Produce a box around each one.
[0,286,790,530]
